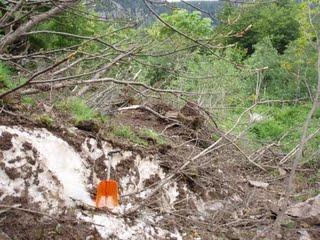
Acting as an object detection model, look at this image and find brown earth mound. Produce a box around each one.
[0,102,319,240]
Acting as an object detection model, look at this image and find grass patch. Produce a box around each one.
[283,220,296,229]
[251,120,284,140]
[57,97,106,124]
[113,126,148,146]
[307,170,320,184]
[35,114,54,128]
[0,61,26,94]
[211,132,220,141]
[140,128,166,145]
[248,104,320,152]
[0,61,13,91]
[21,96,36,107]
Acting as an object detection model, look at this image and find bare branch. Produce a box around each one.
[0,0,78,53]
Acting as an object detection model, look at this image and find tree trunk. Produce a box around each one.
[0,1,78,53]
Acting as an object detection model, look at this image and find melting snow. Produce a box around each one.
[0,126,184,239]
[0,126,93,207]
[0,169,24,200]
[164,182,179,205]
[81,138,103,160]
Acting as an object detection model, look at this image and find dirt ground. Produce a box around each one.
[0,102,319,240]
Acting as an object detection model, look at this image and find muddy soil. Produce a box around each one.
[0,102,319,240]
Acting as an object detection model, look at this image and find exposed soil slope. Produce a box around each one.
[0,103,319,240]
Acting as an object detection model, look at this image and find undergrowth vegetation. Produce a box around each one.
[0,61,14,91]
[110,125,166,147]
[1,1,320,239]
[250,104,320,152]
[1,0,319,164]
[140,128,167,145]
[112,125,149,147]
[57,97,106,124]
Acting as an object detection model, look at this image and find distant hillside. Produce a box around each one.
[96,0,223,24]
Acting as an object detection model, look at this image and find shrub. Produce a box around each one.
[251,120,284,140]
[57,97,106,123]
[140,128,166,145]
[113,126,148,146]
[36,114,54,128]
[21,96,36,107]
[0,61,13,91]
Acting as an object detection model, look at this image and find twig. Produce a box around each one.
[117,104,181,124]
[0,204,58,219]
[22,77,198,96]
[0,53,75,99]
[273,4,320,234]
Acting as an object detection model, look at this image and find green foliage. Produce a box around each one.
[280,37,317,99]
[220,1,300,54]
[0,61,13,91]
[249,104,320,152]
[251,120,284,140]
[169,48,246,106]
[149,9,212,40]
[244,33,317,100]
[21,97,36,107]
[142,55,176,86]
[211,133,220,142]
[57,97,105,123]
[308,170,320,184]
[30,5,107,50]
[140,9,215,87]
[0,61,26,94]
[113,126,148,146]
[245,37,287,99]
[36,114,54,128]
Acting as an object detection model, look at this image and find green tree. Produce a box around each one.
[141,10,214,87]
[148,9,212,40]
[245,37,287,99]
[30,6,107,50]
[220,1,300,55]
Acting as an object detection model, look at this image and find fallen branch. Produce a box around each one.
[0,1,78,52]
[117,104,181,124]
[0,53,74,99]
[279,127,320,165]
[21,77,198,96]
[272,7,320,236]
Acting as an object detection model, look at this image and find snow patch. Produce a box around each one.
[0,127,186,239]
[81,138,103,160]
[0,126,93,207]
[164,182,179,206]
[78,211,183,240]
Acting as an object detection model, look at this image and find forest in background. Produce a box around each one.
[1,0,318,155]
[95,0,222,23]
[0,0,320,239]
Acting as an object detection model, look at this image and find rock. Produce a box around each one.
[278,167,287,176]
[207,201,224,212]
[298,230,311,240]
[249,112,265,123]
[286,194,320,225]
[195,198,224,216]
[248,180,269,189]
[66,126,78,135]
